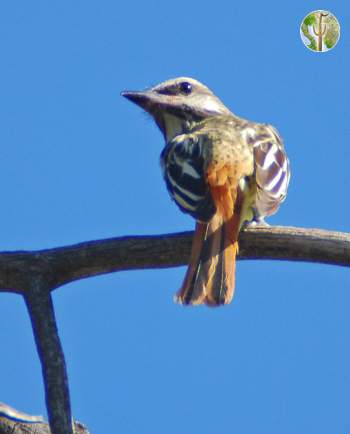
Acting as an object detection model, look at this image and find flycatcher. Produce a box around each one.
[122,77,290,306]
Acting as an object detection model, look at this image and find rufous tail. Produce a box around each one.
[175,188,242,306]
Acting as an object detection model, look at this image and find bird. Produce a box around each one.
[122,77,290,306]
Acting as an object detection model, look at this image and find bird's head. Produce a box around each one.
[121,77,232,141]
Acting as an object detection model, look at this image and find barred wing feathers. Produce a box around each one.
[252,125,290,218]
[160,134,216,222]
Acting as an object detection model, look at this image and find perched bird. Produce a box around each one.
[122,77,290,306]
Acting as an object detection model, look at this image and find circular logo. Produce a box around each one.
[300,10,340,52]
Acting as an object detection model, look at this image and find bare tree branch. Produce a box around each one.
[0,416,88,434]
[24,279,72,434]
[0,402,88,433]
[0,417,50,434]
[0,226,349,294]
[1,225,349,434]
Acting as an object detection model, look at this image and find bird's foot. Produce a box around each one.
[244,217,270,228]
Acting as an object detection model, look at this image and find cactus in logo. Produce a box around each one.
[300,10,340,52]
[313,11,329,51]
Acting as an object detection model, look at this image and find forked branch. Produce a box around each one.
[0,225,349,434]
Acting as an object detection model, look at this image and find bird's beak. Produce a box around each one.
[121,89,176,114]
[121,90,150,107]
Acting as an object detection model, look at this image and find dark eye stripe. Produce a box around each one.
[157,86,177,95]
[156,82,193,96]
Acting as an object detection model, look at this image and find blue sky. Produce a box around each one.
[0,1,349,433]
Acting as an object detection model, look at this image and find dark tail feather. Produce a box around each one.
[174,221,209,305]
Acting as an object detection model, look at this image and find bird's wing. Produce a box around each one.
[252,125,290,218]
[160,133,216,222]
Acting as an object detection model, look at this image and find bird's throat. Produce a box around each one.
[161,113,189,142]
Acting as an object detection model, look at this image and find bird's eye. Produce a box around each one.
[180,82,192,95]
